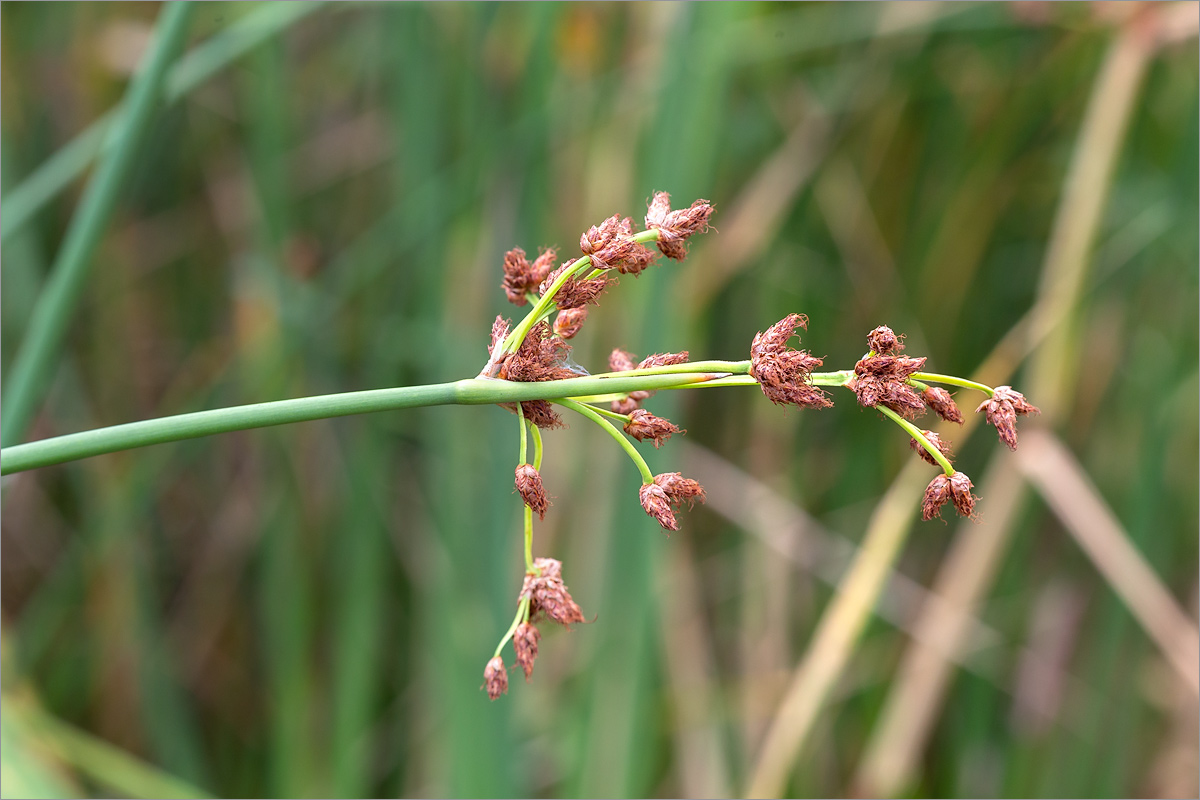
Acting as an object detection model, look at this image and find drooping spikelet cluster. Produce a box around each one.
[480,200,1039,700]
[483,193,715,700]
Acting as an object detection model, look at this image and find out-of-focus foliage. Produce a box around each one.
[2,3,1196,797]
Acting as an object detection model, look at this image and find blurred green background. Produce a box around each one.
[2,2,1197,797]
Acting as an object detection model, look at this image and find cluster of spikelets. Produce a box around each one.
[483,193,714,699]
[480,193,1039,699]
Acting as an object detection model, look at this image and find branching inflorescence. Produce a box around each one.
[478,193,1039,700]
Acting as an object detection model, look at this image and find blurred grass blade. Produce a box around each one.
[0,1,326,244]
[1017,430,1200,694]
[1,1,195,447]
[3,695,211,799]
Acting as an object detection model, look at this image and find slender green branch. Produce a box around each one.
[588,359,751,379]
[555,398,654,484]
[581,404,632,423]
[517,402,528,465]
[1,372,732,475]
[2,2,196,448]
[911,372,994,396]
[493,595,532,658]
[875,405,955,476]
[530,424,543,471]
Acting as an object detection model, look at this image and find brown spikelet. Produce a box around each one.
[514,464,549,519]
[922,386,964,424]
[514,622,540,681]
[749,314,832,409]
[948,472,977,518]
[654,472,706,508]
[609,348,637,373]
[553,307,588,339]
[921,474,952,521]
[637,351,690,369]
[489,316,511,358]
[867,325,904,355]
[521,558,586,628]
[644,192,714,260]
[501,248,534,306]
[976,386,1040,450]
[639,483,678,531]
[483,656,508,700]
[909,430,953,466]
[623,409,681,448]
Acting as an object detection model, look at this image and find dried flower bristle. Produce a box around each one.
[623,409,681,448]
[501,248,557,306]
[514,622,540,681]
[749,314,832,409]
[948,472,976,518]
[851,343,928,419]
[521,557,586,628]
[976,386,1040,450]
[639,482,678,531]
[922,386,964,425]
[638,351,689,369]
[515,464,549,519]
[909,430,953,466]
[500,321,577,383]
[645,192,714,260]
[483,656,509,700]
[921,474,952,521]
[654,472,706,508]
[553,307,588,339]
[867,325,904,355]
[538,263,613,310]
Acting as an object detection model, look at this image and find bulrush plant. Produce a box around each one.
[0,192,1039,700]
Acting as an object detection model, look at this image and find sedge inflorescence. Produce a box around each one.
[478,195,1037,700]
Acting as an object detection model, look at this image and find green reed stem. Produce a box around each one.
[2,2,196,448]
[493,595,532,658]
[1,372,735,475]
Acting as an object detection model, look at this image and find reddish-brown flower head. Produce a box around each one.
[489,316,511,359]
[921,474,952,521]
[580,215,657,275]
[638,351,689,369]
[909,430,953,466]
[623,409,681,448]
[504,400,564,430]
[514,622,540,681]
[922,386,964,425]
[500,321,577,383]
[948,472,976,518]
[654,472,706,508]
[539,263,613,310]
[483,656,509,700]
[501,247,557,306]
[749,314,832,409]
[851,342,928,419]
[639,483,678,531]
[580,214,631,257]
[553,307,588,339]
[515,464,549,519]
[521,558,586,628]
[640,473,706,532]
[867,325,904,355]
[644,192,714,260]
[608,348,654,413]
[976,386,1040,450]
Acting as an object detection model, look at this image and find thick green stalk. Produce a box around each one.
[2,2,195,448]
[0,2,326,243]
[910,372,994,396]
[1,372,733,474]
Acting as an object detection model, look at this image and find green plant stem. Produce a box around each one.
[1,2,326,244]
[2,2,196,449]
[555,399,654,484]
[583,404,633,423]
[493,595,532,658]
[518,402,528,464]
[875,405,955,476]
[589,359,751,379]
[530,423,543,471]
[1,372,732,475]
[910,372,994,396]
